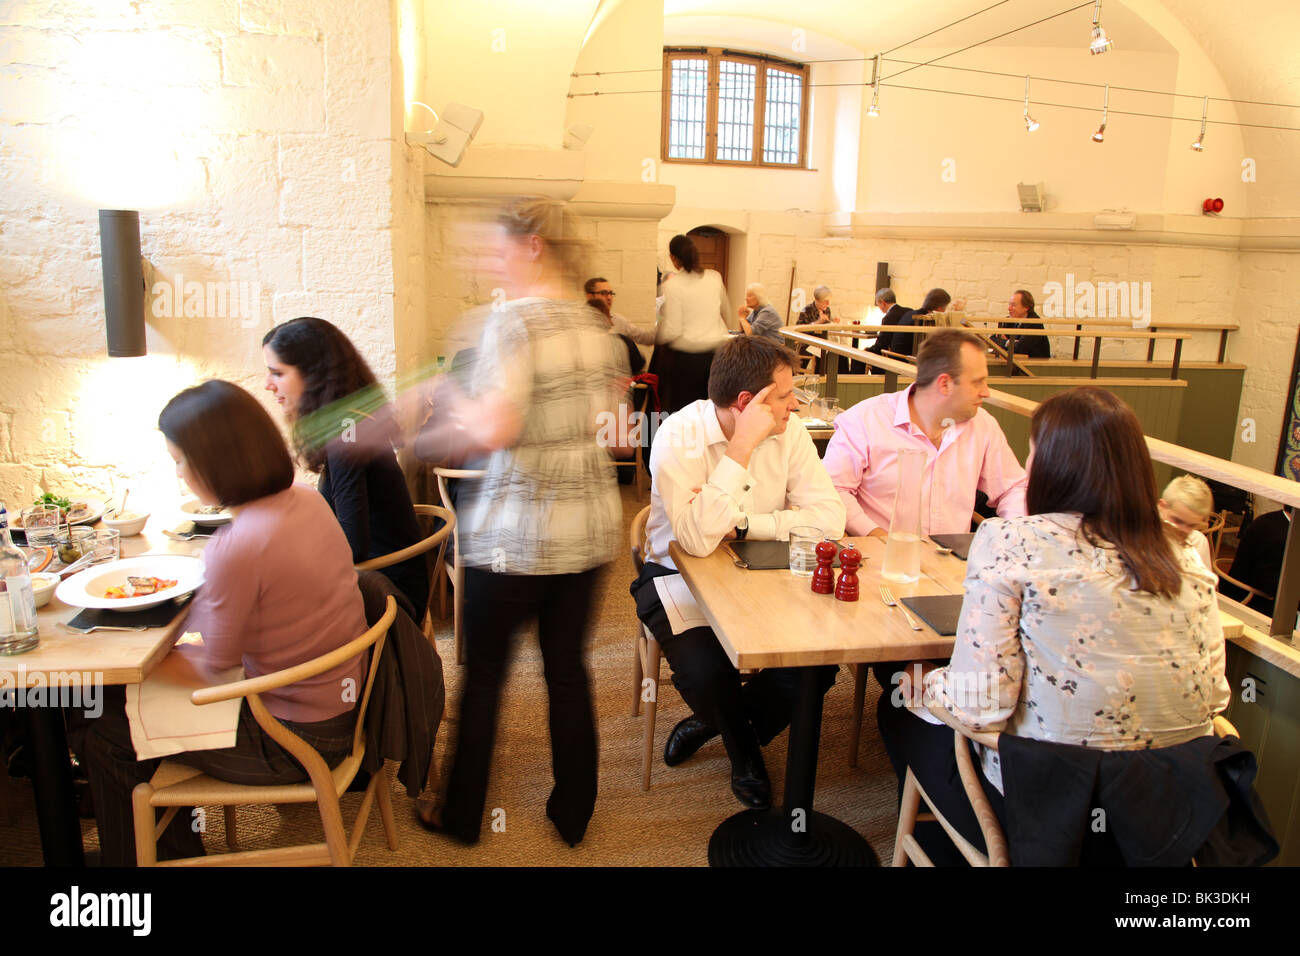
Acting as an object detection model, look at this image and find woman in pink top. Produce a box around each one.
[70,381,369,865]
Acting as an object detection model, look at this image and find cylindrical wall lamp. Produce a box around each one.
[98,209,146,357]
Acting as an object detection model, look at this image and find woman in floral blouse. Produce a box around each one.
[878,386,1229,851]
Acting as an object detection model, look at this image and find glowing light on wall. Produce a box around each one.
[399,0,423,125]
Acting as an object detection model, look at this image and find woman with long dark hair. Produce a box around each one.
[655,233,731,412]
[262,317,428,616]
[70,381,369,865]
[878,386,1229,850]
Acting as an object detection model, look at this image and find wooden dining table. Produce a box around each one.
[669,534,1247,867]
[4,515,205,865]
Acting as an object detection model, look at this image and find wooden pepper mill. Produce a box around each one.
[811,539,836,594]
[835,544,862,602]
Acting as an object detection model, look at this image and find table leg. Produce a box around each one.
[28,707,85,866]
[707,668,879,866]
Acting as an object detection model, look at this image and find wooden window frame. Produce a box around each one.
[661,47,810,169]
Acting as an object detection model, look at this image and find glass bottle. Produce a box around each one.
[881,449,925,584]
[0,516,39,655]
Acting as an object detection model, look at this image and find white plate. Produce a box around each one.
[55,555,205,611]
[180,498,234,527]
[10,497,108,531]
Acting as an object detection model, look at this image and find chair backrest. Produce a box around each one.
[1205,509,1228,562]
[630,505,651,574]
[354,504,454,572]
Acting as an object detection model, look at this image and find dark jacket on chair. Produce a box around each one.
[998,733,1278,866]
[357,571,446,797]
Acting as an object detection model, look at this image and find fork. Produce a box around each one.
[879,585,923,630]
[60,623,149,634]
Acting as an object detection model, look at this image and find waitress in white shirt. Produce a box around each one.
[655,234,731,412]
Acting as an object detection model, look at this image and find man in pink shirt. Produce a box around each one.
[823,329,1027,539]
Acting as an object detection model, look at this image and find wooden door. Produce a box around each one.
[688,227,729,289]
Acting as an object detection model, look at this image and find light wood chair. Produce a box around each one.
[628,505,666,791]
[610,383,650,501]
[892,707,1240,867]
[432,467,486,665]
[1204,509,1229,564]
[355,504,454,639]
[131,597,400,866]
[1214,556,1275,609]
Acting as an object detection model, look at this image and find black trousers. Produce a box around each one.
[875,687,1006,863]
[654,346,716,414]
[440,565,600,844]
[632,563,837,764]
[67,686,355,867]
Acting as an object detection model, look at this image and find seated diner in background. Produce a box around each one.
[1220,506,1292,616]
[1158,474,1215,570]
[823,328,1027,540]
[262,316,430,617]
[68,380,369,866]
[879,386,1261,864]
[738,283,784,344]
[990,289,1050,359]
[631,336,845,811]
[867,287,950,361]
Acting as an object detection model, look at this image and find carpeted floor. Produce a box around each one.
[0,484,902,866]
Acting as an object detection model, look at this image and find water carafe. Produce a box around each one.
[880,449,925,584]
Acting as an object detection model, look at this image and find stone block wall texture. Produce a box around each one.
[0,0,407,507]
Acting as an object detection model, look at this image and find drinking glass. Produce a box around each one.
[55,526,93,565]
[881,449,926,584]
[22,505,60,547]
[789,526,822,577]
[90,528,120,563]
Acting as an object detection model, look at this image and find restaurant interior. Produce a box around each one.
[2,0,1299,875]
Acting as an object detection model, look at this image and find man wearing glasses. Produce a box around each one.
[585,277,656,346]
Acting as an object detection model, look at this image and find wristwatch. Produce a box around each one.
[735,513,749,540]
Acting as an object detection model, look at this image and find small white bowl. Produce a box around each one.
[102,510,150,536]
[31,572,59,608]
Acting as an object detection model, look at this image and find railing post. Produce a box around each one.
[1090,336,1102,378]
[1073,324,1082,361]
[1218,329,1229,364]
[1170,338,1183,380]
[1271,519,1300,641]
[1146,328,1156,363]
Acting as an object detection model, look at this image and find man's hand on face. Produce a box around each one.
[726,382,777,466]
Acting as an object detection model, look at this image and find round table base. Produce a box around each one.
[708,808,880,867]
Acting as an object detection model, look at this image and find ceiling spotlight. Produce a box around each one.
[1089,0,1114,54]
[1091,83,1109,143]
[1191,94,1208,151]
[1022,76,1039,132]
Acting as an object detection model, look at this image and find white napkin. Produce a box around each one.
[126,657,245,760]
[653,573,710,636]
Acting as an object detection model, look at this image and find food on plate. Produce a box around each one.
[197,505,226,515]
[103,576,178,599]
[30,493,93,523]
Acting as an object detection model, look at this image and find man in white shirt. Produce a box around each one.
[631,336,846,810]
[585,276,656,346]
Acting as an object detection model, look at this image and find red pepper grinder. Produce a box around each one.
[811,539,836,594]
[835,544,862,602]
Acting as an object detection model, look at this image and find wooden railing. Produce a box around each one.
[781,326,1300,642]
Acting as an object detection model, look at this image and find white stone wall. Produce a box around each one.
[1233,251,1300,476]
[752,234,1239,366]
[0,0,404,508]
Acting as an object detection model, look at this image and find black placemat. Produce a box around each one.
[67,594,193,630]
[930,533,975,561]
[900,594,964,636]
[728,539,845,570]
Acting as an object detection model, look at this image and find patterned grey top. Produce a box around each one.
[925,513,1230,792]
[458,297,624,576]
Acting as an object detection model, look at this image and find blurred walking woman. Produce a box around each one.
[262,317,428,617]
[656,233,731,412]
[416,199,623,846]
